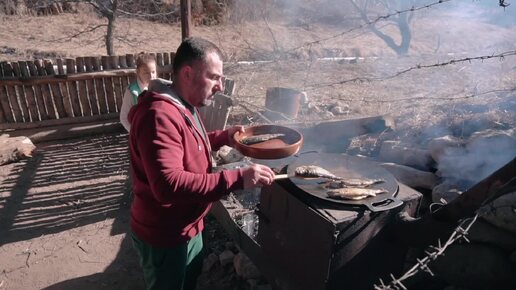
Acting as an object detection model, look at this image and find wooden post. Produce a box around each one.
[56,59,65,75]
[126,54,135,68]
[180,0,191,40]
[118,55,128,69]
[101,56,111,70]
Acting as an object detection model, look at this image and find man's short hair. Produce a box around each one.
[172,37,224,74]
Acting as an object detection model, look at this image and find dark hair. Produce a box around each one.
[172,37,223,74]
[135,52,156,69]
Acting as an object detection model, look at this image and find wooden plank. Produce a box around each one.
[27,61,38,76]
[35,59,57,119]
[120,75,129,100]
[34,59,47,76]
[85,57,100,115]
[19,61,40,121]
[104,77,116,113]
[77,79,91,116]
[5,85,23,122]
[45,60,66,118]
[0,86,13,123]
[92,57,108,114]
[113,76,124,111]
[75,58,92,116]
[11,62,21,77]
[56,59,73,118]
[29,61,50,119]
[65,59,82,117]
[11,62,31,121]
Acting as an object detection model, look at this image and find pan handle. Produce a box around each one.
[363,197,404,212]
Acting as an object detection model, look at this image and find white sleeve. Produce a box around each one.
[119,88,133,132]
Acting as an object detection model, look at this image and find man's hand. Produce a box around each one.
[241,164,276,189]
[226,125,245,147]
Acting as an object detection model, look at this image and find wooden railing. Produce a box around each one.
[0,53,175,130]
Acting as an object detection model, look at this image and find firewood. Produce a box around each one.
[378,140,434,170]
[380,162,437,190]
[0,135,36,165]
[432,181,462,203]
[427,135,463,163]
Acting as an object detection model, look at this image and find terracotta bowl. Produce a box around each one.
[233,125,304,159]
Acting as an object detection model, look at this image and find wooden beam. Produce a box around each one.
[0,66,172,86]
[0,112,119,131]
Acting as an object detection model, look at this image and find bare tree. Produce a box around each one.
[350,0,416,56]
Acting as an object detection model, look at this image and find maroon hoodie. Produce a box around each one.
[128,90,244,247]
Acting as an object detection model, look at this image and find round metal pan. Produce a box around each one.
[286,153,403,212]
[233,125,304,159]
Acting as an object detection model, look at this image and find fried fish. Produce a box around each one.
[295,165,341,180]
[240,133,286,145]
[326,188,387,200]
[326,178,385,189]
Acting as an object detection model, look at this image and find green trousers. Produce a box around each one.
[131,232,204,290]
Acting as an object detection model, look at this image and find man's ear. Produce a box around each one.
[182,65,193,81]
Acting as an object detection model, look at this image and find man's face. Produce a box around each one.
[189,52,224,107]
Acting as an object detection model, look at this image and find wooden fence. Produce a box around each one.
[0,52,175,130]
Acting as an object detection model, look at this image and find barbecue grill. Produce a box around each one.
[247,153,420,289]
[212,152,422,290]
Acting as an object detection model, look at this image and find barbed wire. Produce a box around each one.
[286,0,452,53]
[374,213,479,290]
[332,87,516,103]
[305,50,516,90]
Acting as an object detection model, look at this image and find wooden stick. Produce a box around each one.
[274,174,289,180]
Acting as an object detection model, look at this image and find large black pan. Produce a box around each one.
[285,152,403,212]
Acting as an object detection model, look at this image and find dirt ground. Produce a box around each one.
[1,1,515,289]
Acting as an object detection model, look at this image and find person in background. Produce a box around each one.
[127,37,275,290]
[119,53,157,132]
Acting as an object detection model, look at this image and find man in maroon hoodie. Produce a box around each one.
[127,37,275,290]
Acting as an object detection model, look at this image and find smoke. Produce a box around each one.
[436,129,516,188]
